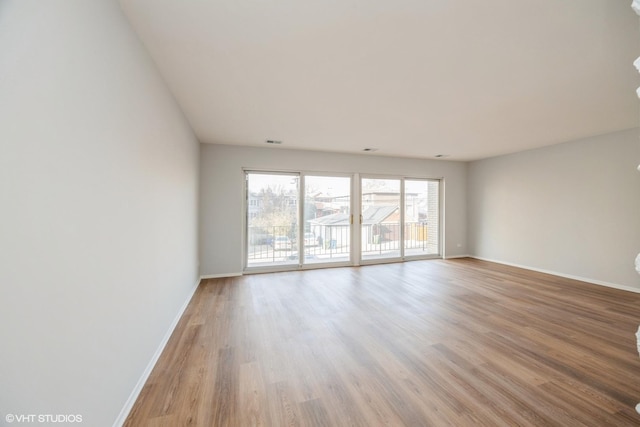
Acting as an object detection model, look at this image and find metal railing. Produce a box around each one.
[247,223,437,265]
[247,225,350,264]
[361,223,435,256]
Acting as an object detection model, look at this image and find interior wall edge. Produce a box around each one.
[470,256,640,295]
[113,278,201,427]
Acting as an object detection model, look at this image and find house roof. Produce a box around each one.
[362,205,398,225]
[309,205,398,226]
[308,212,350,226]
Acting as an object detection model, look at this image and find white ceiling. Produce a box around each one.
[120,0,639,161]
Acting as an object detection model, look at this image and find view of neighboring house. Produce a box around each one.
[309,205,401,249]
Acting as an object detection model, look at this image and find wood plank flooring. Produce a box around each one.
[125,258,640,426]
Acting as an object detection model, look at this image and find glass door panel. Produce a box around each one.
[303,175,351,265]
[361,178,401,261]
[247,171,440,271]
[404,179,440,257]
[246,172,299,268]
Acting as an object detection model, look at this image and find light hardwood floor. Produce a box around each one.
[125,258,640,426]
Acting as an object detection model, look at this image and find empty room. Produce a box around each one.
[2,1,640,426]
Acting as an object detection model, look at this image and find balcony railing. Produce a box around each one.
[247,225,350,265]
[247,223,437,265]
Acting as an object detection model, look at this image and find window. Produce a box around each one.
[245,170,441,271]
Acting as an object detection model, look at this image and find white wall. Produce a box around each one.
[200,144,467,276]
[0,1,199,426]
[468,128,640,290]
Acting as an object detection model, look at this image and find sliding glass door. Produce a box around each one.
[246,172,352,269]
[246,172,299,268]
[303,175,352,264]
[360,176,440,263]
[361,178,401,261]
[246,170,440,271]
[404,179,440,257]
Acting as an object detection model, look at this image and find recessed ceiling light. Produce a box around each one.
[363,148,378,152]
[265,140,282,145]
[434,154,450,158]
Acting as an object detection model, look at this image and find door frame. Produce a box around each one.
[358,174,404,265]
[359,174,443,265]
[243,168,443,274]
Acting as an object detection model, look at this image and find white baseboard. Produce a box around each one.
[469,256,640,294]
[112,278,202,427]
[200,272,242,279]
[444,254,471,259]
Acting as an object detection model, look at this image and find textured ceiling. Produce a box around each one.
[120,0,639,161]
